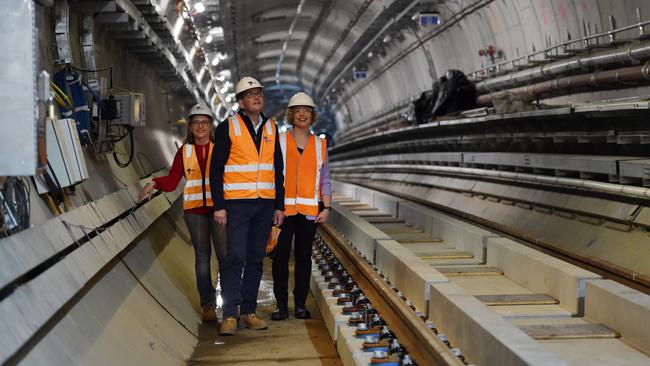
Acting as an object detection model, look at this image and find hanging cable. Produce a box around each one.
[2,177,31,233]
[112,126,135,168]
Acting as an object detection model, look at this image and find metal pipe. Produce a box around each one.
[477,42,650,92]
[334,164,650,199]
[477,63,650,104]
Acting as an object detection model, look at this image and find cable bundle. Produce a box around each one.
[2,177,31,234]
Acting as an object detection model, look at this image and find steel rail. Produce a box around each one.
[317,223,465,366]
[334,177,650,294]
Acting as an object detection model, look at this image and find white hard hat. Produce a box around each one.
[288,92,315,108]
[235,76,263,95]
[188,103,214,121]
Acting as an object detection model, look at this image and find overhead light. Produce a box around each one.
[211,57,219,66]
[172,18,185,40]
[319,134,326,139]
[219,85,229,94]
[209,27,224,37]
[205,35,213,44]
[367,51,374,58]
[383,34,392,43]
[225,95,233,103]
[217,52,228,60]
[194,2,206,13]
[231,104,239,111]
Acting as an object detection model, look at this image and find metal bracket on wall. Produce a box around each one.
[54,0,72,65]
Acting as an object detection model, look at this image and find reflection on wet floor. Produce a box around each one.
[188,258,342,366]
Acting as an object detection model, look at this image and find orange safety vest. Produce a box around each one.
[223,114,277,200]
[182,142,214,210]
[279,131,326,216]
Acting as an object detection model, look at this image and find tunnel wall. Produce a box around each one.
[339,0,650,126]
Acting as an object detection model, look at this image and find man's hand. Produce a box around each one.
[315,209,329,223]
[214,209,227,225]
[273,210,285,227]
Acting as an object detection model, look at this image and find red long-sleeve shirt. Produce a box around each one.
[153,143,212,215]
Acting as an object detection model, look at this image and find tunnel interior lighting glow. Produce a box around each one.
[194,2,205,13]
[172,18,185,40]
[211,57,219,66]
[231,104,239,111]
[219,85,229,94]
[205,34,213,44]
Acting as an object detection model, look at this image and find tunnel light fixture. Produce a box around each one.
[231,104,239,111]
[367,51,374,58]
[319,133,326,139]
[219,85,229,94]
[211,57,219,66]
[205,34,213,44]
[172,17,185,41]
[210,26,224,36]
[194,2,206,13]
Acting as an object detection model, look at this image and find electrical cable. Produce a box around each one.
[2,177,31,233]
[112,126,135,168]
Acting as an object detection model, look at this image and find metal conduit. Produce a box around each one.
[336,163,650,199]
[477,41,650,92]
[477,62,650,105]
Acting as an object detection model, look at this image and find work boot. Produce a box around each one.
[271,306,289,321]
[295,303,311,319]
[241,313,268,330]
[201,306,217,322]
[219,317,238,336]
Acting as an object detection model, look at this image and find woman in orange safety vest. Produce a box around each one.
[271,92,332,320]
[138,104,226,322]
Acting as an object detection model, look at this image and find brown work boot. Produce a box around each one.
[201,306,217,322]
[241,313,268,330]
[220,317,238,336]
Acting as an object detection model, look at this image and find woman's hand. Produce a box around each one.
[315,209,329,223]
[138,183,155,202]
[214,209,227,225]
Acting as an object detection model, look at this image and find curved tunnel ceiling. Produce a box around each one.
[194,0,650,136]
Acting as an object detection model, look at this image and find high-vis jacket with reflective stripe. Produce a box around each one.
[279,131,326,216]
[182,143,214,210]
[224,114,277,199]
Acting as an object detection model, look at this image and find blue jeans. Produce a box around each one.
[222,200,274,318]
[184,213,227,308]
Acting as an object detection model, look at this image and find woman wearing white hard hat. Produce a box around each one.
[138,103,226,322]
[270,92,332,320]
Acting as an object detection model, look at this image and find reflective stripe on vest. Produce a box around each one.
[224,115,276,200]
[182,143,214,210]
[280,131,325,216]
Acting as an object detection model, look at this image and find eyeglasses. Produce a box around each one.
[191,120,212,127]
[292,107,313,113]
[244,90,264,99]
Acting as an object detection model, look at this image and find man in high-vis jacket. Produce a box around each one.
[210,77,285,336]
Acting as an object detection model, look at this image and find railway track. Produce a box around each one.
[310,183,650,365]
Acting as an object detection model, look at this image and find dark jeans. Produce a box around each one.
[183,212,227,308]
[272,214,317,308]
[222,200,274,318]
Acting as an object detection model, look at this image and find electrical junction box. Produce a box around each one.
[0,1,37,176]
[35,118,89,194]
[113,93,146,126]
